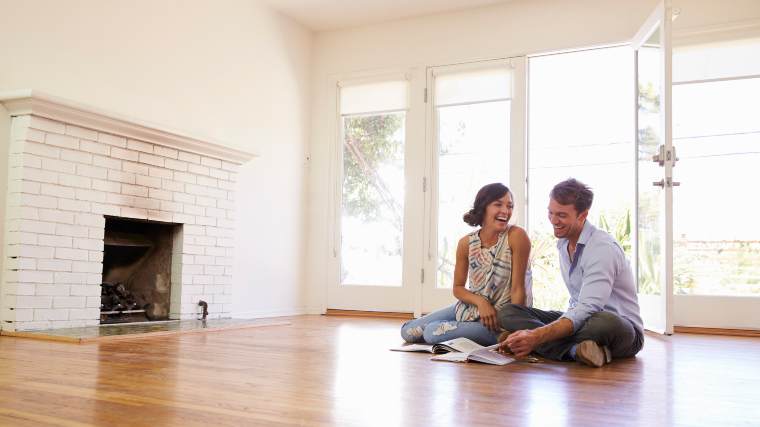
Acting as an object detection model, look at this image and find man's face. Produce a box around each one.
[547,198,588,240]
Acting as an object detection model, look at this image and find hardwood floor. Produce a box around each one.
[0,315,758,426]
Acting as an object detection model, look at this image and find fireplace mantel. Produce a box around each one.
[0,90,256,164]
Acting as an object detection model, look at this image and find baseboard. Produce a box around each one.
[325,309,414,319]
[675,326,760,338]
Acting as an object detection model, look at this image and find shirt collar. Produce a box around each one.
[577,220,596,246]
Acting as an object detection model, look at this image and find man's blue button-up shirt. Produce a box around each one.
[558,221,643,333]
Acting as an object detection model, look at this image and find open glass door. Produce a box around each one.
[633,0,675,334]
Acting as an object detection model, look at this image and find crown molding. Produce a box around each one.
[0,89,257,164]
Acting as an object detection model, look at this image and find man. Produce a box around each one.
[497,178,644,367]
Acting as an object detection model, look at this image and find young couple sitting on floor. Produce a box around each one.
[401,179,644,368]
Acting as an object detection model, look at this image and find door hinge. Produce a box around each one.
[424,88,428,103]
[422,177,427,192]
[420,268,425,283]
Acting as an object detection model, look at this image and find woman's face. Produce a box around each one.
[482,192,513,232]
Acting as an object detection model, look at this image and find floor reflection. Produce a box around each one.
[332,322,406,426]
[524,375,569,426]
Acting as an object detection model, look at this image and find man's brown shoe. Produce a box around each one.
[575,340,612,368]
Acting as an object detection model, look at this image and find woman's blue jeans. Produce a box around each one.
[400,304,498,346]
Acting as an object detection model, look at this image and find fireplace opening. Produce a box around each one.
[101,217,180,324]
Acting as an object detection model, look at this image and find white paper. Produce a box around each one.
[390,344,434,353]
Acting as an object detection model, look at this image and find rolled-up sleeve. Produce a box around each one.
[561,244,618,332]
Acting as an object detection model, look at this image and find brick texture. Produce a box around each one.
[2,115,240,331]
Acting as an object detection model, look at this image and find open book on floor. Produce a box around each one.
[392,337,515,366]
[431,339,514,365]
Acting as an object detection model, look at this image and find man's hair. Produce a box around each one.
[550,178,593,213]
[463,183,512,227]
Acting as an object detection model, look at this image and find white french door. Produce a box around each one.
[670,35,760,329]
[633,2,760,332]
[421,58,527,314]
[326,74,425,312]
[632,0,675,334]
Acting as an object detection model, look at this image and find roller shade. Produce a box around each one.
[434,67,512,107]
[339,80,409,115]
[674,37,760,82]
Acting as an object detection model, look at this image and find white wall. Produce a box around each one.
[306,0,760,312]
[0,0,313,318]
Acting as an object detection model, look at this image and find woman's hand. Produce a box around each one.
[477,299,499,331]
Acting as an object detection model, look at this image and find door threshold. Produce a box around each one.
[675,326,760,338]
[325,309,413,319]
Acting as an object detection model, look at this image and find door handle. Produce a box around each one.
[653,178,680,187]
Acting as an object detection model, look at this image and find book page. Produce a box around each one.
[390,344,434,353]
[434,337,483,354]
[431,352,469,363]
[467,345,515,366]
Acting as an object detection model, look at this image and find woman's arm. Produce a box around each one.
[452,235,498,330]
[507,226,531,306]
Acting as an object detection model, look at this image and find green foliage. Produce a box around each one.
[637,233,659,295]
[673,239,760,295]
[342,114,404,228]
[532,209,636,310]
[529,230,570,311]
[598,209,631,255]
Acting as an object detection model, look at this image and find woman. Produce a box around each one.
[400,183,532,346]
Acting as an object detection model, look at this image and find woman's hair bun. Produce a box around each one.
[463,209,479,227]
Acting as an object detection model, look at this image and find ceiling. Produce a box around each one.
[263,0,515,32]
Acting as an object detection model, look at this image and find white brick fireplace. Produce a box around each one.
[0,90,255,331]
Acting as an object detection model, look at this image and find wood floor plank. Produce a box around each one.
[0,315,758,426]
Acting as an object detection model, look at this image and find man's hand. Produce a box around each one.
[501,329,542,358]
[477,300,498,331]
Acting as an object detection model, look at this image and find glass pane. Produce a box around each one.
[341,112,406,286]
[673,77,760,296]
[637,33,664,297]
[528,46,634,310]
[436,101,510,288]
